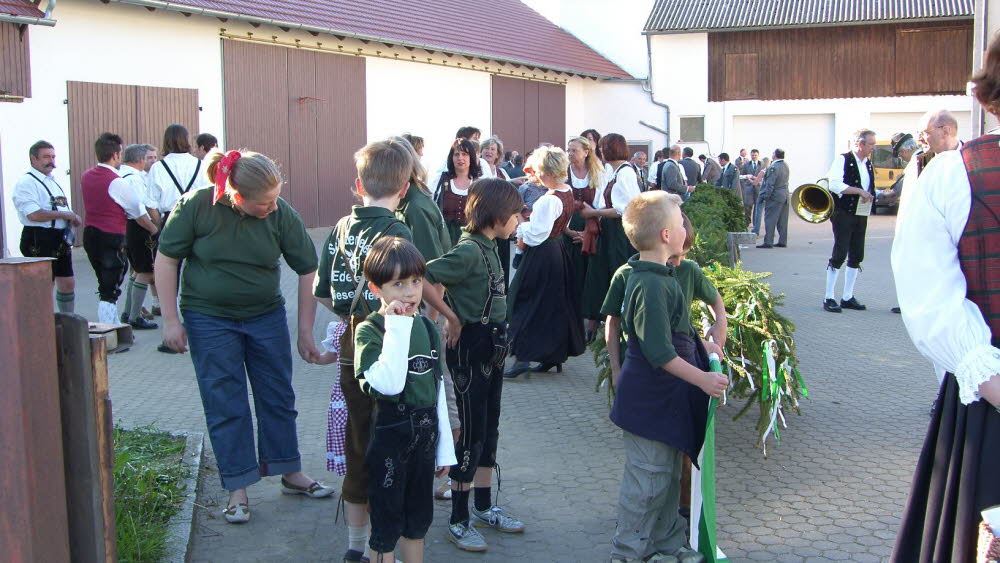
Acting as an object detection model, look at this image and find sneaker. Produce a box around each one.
[447,521,488,552]
[471,505,525,533]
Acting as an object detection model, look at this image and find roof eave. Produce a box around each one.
[642,15,974,35]
[0,13,56,26]
[105,0,632,80]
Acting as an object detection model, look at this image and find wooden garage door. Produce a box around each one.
[491,76,565,157]
[66,81,199,230]
[223,40,366,228]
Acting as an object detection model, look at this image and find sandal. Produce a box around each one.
[223,502,250,524]
[280,477,335,498]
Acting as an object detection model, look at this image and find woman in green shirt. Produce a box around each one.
[155,150,333,524]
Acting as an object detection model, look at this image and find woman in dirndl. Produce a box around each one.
[433,137,483,246]
[579,133,642,333]
[890,34,1000,562]
[504,146,586,378]
[565,136,606,342]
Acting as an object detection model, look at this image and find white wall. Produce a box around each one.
[578,80,669,150]
[0,0,225,255]
[732,114,835,188]
[365,57,492,172]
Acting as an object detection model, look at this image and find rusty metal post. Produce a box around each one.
[0,258,71,561]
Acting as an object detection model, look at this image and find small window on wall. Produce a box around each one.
[679,116,705,142]
[724,53,758,100]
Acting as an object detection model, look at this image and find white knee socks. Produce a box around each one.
[825,267,841,300]
[843,267,860,300]
[348,524,369,554]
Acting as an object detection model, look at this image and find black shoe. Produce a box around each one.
[823,298,842,313]
[343,549,369,563]
[532,362,563,373]
[120,311,129,324]
[840,297,867,311]
[504,361,531,378]
[775,243,787,247]
[891,306,901,314]
[130,317,159,330]
[157,343,178,354]
[756,244,773,249]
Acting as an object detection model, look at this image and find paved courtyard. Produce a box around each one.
[73,212,934,562]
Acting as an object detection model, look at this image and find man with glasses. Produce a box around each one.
[822,129,876,313]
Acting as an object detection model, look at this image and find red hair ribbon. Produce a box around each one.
[213,150,242,205]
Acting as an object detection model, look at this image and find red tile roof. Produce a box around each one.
[0,0,44,18]
[120,0,633,79]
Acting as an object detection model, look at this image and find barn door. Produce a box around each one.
[66,81,199,232]
[491,76,565,157]
[223,39,366,228]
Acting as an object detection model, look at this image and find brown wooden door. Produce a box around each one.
[66,81,199,231]
[491,76,566,157]
[223,39,365,228]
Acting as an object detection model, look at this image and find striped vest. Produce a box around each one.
[958,135,1000,340]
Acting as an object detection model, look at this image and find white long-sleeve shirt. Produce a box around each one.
[608,164,642,215]
[517,187,570,246]
[826,152,870,194]
[891,146,1000,405]
[119,164,155,218]
[148,152,205,213]
[359,315,457,467]
[12,169,71,228]
[97,163,147,220]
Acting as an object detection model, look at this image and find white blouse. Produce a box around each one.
[517,187,570,247]
[891,146,1000,404]
[608,165,641,216]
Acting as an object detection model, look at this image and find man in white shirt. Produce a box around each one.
[118,144,161,329]
[81,133,158,324]
[194,132,221,171]
[822,129,876,313]
[147,124,204,222]
[12,140,82,312]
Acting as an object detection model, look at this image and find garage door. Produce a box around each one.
[731,114,835,189]
[869,111,972,143]
[223,40,366,228]
[491,76,565,157]
[66,81,199,235]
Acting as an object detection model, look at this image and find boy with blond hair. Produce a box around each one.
[609,191,727,563]
[314,137,415,563]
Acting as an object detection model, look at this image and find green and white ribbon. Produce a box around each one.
[691,352,730,562]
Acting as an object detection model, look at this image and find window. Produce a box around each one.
[724,53,758,100]
[0,23,31,101]
[679,116,705,142]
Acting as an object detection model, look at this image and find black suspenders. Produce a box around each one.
[160,159,203,195]
[27,172,66,228]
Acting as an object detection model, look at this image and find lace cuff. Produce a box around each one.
[954,344,1000,405]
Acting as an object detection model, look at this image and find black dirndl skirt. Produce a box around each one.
[581,217,634,320]
[506,236,585,364]
[893,374,1000,562]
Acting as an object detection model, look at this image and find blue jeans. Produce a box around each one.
[185,307,301,490]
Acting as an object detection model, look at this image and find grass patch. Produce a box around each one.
[114,425,190,563]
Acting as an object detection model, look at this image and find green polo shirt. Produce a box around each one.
[354,313,440,407]
[425,231,506,325]
[397,183,451,261]
[675,259,718,306]
[157,186,318,319]
[600,254,639,318]
[314,206,412,317]
[621,258,692,367]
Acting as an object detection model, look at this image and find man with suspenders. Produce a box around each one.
[146,124,203,351]
[13,140,82,312]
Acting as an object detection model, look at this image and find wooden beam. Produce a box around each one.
[0,258,70,562]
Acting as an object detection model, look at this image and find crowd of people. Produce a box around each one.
[12,33,1000,563]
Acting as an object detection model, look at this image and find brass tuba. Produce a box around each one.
[791,179,834,223]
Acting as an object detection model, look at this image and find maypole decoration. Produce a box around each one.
[690,352,728,562]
